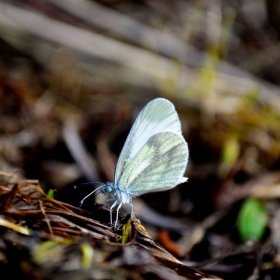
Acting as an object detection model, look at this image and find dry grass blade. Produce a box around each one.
[0,176,219,279]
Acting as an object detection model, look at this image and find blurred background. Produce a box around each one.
[1,0,280,278]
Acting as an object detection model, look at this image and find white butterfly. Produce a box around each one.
[81,98,189,227]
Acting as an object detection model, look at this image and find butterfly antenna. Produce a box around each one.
[74,182,105,188]
[80,184,105,207]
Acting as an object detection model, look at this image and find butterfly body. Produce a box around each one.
[100,182,133,225]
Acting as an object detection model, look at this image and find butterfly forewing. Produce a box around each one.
[116,131,188,195]
[115,98,183,185]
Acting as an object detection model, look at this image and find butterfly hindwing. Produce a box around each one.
[116,131,188,196]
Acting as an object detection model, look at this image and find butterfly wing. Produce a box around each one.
[114,98,188,195]
[115,98,182,179]
[115,131,188,196]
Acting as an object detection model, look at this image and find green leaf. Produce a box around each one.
[46,189,55,207]
[237,198,268,242]
[47,189,55,199]
[121,219,132,244]
[32,239,73,263]
[221,136,239,165]
[80,243,94,269]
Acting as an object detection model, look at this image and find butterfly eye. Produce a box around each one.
[103,185,113,193]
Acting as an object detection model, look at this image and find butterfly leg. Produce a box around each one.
[128,203,134,215]
[110,200,118,225]
[79,185,104,207]
[114,202,123,228]
[80,189,97,207]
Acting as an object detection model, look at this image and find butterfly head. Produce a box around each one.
[101,183,114,194]
[101,183,132,206]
